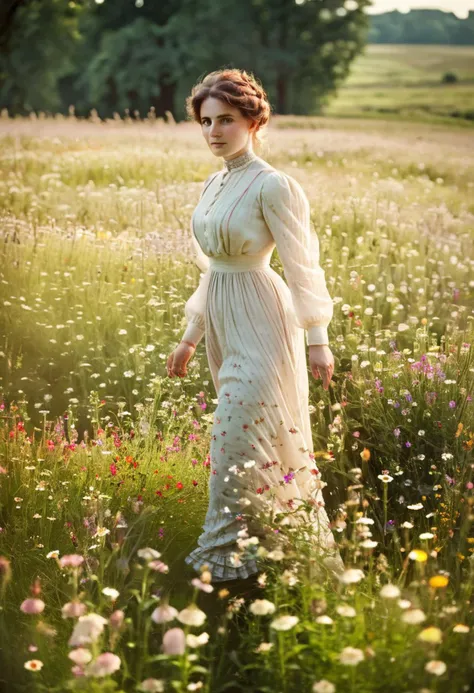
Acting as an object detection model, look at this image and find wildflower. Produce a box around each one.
[360,539,378,549]
[46,550,60,559]
[24,660,43,671]
[398,599,412,609]
[378,474,393,483]
[68,614,108,647]
[453,624,469,633]
[424,660,447,676]
[249,599,276,616]
[408,550,428,562]
[59,554,84,569]
[149,560,169,573]
[177,604,206,627]
[20,598,45,615]
[339,647,365,666]
[162,627,186,655]
[417,627,442,644]
[151,604,178,624]
[267,549,285,561]
[315,615,334,625]
[102,587,120,600]
[338,568,365,584]
[61,601,87,619]
[312,681,336,693]
[255,642,274,653]
[280,569,299,586]
[419,532,434,540]
[380,584,401,599]
[93,527,110,538]
[85,652,121,677]
[407,503,424,510]
[270,615,299,631]
[68,648,93,665]
[138,680,165,692]
[356,517,374,525]
[402,609,426,625]
[191,578,214,593]
[360,448,370,462]
[109,610,125,630]
[336,604,356,618]
[429,575,449,588]
[401,521,414,529]
[186,632,209,648]
[137,548,161,562]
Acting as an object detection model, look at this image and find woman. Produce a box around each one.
[167,69,344,583]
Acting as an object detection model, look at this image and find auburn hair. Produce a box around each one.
[185,68,271,151]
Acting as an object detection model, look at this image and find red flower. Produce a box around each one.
[176,482,184,490]
[192,480,198,486]
[110,463,117,476]
[256,487,264,494]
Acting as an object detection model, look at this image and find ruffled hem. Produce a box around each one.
[185,546,259,582]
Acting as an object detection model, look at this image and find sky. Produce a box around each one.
[367,0,474,17]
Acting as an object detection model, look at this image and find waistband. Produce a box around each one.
[209,254,271,272]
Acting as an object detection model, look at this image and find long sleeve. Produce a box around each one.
[180,216,211,347]
[259,170,333,346]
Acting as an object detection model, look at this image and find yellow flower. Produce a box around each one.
[218,588,230,599]
[408,550,428,562]
[429,575,449,588]
[417,626,443,644]
[360,448,371,462]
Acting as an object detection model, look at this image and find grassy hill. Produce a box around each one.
[325,44,474,125]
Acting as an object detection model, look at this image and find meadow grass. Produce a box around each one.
[0,113,473,692]
[326,44,474,125]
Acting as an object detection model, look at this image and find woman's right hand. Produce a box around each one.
[166,342,196,378]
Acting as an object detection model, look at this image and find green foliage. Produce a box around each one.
[0,0,371,118]
[369,9,474,46]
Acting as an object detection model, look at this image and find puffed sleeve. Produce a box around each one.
[260,170,333,346]
[180,192,212,347]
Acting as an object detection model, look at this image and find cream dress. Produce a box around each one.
[182,149,344,582]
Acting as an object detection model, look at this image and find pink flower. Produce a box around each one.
[85,652,121,677]
[162,627,186,655]
[151,604,178,624]
[20,598,45,615]
[109,610,125,630]
[68,648,93,665]
[148,560,169,573]
[59,554,84,569]
[62,601,87,619]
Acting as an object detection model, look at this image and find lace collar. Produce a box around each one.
[223,149,258,172]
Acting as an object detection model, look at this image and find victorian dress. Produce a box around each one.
[181,149,345,582]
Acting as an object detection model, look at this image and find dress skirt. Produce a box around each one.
[184,254,345,582]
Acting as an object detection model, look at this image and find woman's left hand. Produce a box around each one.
[309,345,335,390]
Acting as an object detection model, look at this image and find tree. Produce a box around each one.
[0,0,372,118]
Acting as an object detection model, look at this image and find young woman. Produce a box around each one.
[167,69,344,583]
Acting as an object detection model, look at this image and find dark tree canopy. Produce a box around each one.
[0,0,372,118]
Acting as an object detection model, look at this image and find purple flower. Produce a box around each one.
[283,472,295,484]
[449,400,456,409]
[405,442,412,448]
[393,428,401,438]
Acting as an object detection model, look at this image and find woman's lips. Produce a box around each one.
[212,143,225,146]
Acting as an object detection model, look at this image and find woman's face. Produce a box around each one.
[200,97,256,160]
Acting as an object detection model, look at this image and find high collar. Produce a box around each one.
[223,149,258,172]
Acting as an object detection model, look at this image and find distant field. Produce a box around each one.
[325,44,474,124]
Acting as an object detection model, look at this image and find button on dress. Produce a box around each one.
[181,149,345,582]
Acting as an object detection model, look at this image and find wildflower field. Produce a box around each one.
[0,112,473,693]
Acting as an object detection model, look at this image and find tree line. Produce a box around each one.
[1,2,471,121]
